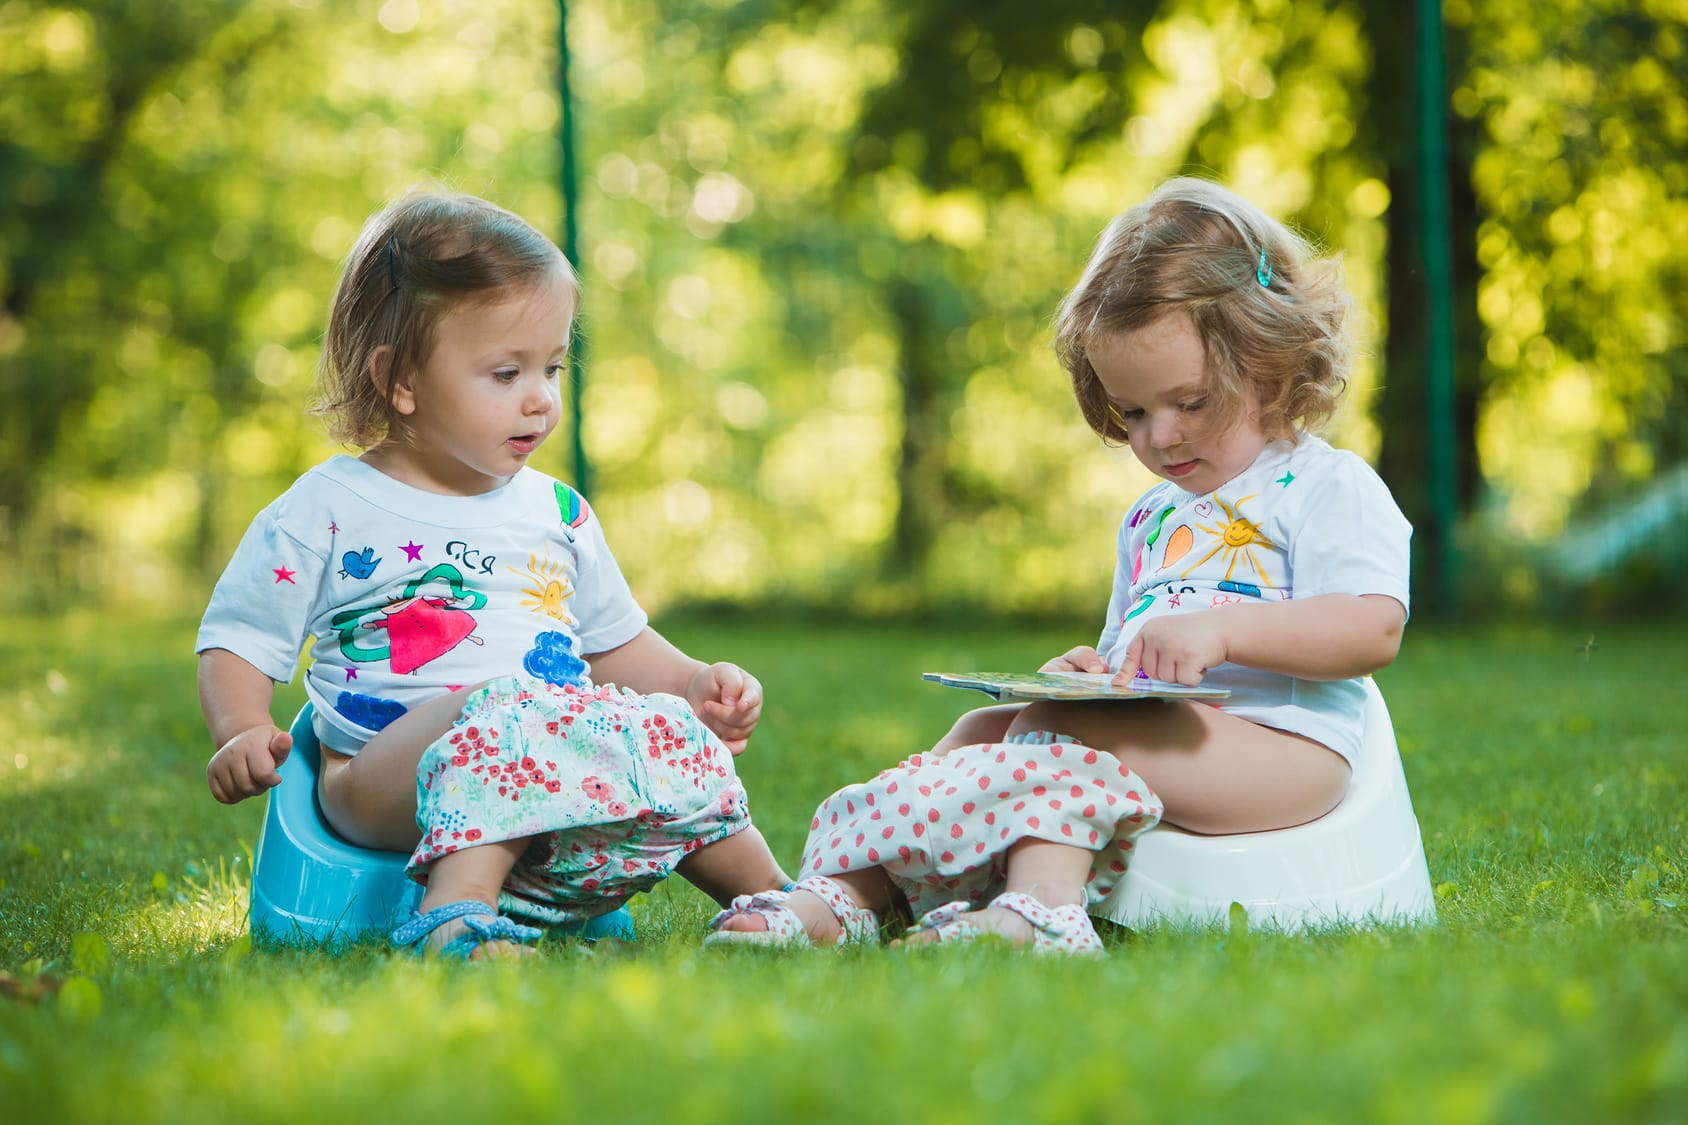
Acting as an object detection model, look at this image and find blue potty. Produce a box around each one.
[250,704,634,948]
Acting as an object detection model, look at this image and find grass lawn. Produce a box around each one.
[1,610,1683,1123]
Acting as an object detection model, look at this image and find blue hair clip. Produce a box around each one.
[384,235,401,292]
[1255,248,1273,289]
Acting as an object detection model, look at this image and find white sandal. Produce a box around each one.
[704,874,879,947]
[900,891,1104,955]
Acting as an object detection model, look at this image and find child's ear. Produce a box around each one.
[366,346,416,416]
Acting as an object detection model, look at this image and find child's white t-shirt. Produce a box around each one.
[1097,435,1411,762]
[196,456,648,754]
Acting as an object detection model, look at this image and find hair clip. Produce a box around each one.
[1106,401,1130,435]
[384,235,401,292]
[1255,248,1273,289]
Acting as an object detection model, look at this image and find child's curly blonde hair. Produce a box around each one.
[1053,177,1352,445]
[314,191,579,449]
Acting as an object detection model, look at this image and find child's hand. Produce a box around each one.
[1116,614,1228,686]
[1040,646,1109,674]
[206,725,293,804]
[687,662,763,756]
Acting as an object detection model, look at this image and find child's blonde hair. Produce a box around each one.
[315,191,579,448]
[1054,177,1351,444]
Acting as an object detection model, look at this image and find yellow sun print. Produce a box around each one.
[511,551,577,623]
[1180,494,1279,586]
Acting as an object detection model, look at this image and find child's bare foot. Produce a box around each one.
[393,841,539,958]
[715,888,843,943]
[423,917,538,960]
[892,903,1035,947]
[391,899,543,960]
[705,874,881,947]
[893,892,1104,954]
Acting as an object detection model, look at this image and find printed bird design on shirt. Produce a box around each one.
[340,546,381,580]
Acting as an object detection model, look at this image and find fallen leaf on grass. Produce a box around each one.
[0,970,66,1004]
[72,933,110,976]
[57,977,102,1021]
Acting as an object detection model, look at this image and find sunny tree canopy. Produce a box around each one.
[1,0,1682,615]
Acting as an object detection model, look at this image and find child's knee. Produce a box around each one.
[944,705,1020,748]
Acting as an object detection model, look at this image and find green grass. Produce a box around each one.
[1,611,1684,1123]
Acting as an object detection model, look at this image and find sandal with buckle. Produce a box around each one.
[704,874,879,948]
[390,900,544,959]
[899,891,1104,955]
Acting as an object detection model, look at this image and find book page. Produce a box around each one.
[922,671,1229,702]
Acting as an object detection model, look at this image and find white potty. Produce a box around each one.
[1097,678,1435,933]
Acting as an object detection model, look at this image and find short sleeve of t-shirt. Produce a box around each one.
[554,484,648,656]
[196,497,325,683]
[195,461,650,738]
[1283,450,1412,617]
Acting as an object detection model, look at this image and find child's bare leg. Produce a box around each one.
[414,838,534,959]
[896,838,1092,946]
[930,703,1025,754]
[899,703,1348,945]
[706,703,1020,940]
[1006,699,1350,834]
[318,685,483,850]
[675,826,791,907]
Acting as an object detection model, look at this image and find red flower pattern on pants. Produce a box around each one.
[409,675,751,928]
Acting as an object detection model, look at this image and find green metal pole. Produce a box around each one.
[1416,0,1460,613]
[559,0,589,495]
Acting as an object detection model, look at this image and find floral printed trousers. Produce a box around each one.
[408,675,751,927]
[800,731,1163,920]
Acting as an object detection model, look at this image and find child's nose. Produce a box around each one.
[1148,412,1183,448]
[524,376,559,414]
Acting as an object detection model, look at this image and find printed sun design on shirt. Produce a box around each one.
[511,550,577,624]
[1180,493,1280,587]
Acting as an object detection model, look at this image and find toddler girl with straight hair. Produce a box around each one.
[710,177,1411,953]
[199,190,789,958]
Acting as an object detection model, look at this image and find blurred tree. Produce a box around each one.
[764,0,1388,599]
[0,0,259,583]
[1,0,565,606]
[2,0,1681,616]
[1456,0,1686,542]
[1355,0,1484,612]
[832,2,1150,585]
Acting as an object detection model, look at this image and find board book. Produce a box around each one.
[922,670,1230,703]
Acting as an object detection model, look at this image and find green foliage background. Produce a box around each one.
[1,0,1684,616]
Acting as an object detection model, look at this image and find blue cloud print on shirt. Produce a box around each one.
[524,631,587,687]
[334,691,408,732]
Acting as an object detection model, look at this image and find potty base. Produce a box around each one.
[249,705,633,948]
[1097,678,1435,933]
